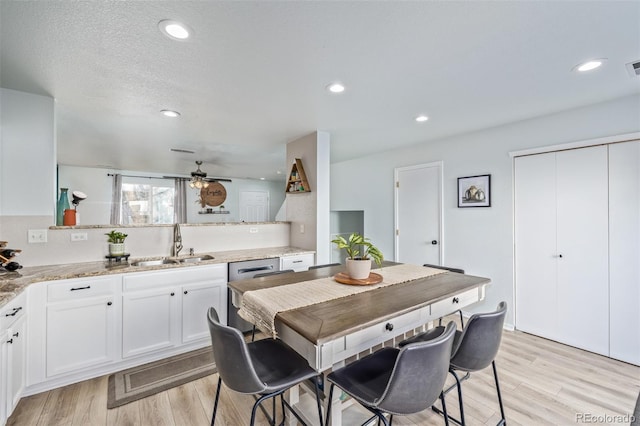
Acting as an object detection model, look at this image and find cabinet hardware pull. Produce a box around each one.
[170,292,175,296]
[184,290,188,295]
[12,332,19,338]
[293,260,303,263]
[7,338,13,344]
[5,307,22,317]
[431,240,438,245]
[70,286,91,291]
[558,254,563,258]
[385,323,394,331]
[453,297,459,304]
[238,266,273,274]
[107,301,112,306]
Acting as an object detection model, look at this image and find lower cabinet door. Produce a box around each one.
[182,283,225,344]
[46,296,116,377]
[122,288,180,358]
[7,314,26,414]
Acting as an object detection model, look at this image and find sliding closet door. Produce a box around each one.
[515,152,558,341]
[555,146,609,356]
[609,140,640,365]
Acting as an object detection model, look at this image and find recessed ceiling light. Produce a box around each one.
[260,177,265,180]
[158,20,192,40]
[327,83,345,93]
[415,115,429,123]
[161,110,180,118]
[573,58,607,72]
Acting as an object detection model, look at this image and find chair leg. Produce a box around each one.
[251,394,275,426]
[492,361,507,426]
[324,384,335,426]
[251,325,256,342]
[458,310,464,328]
[440,392,449,426]
[372,410,389,426]
[212,377,222,426]
[313,375,324,426]
[451,369,466,426]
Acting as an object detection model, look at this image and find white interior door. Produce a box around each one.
[556,146,609,356]
[609,140,640,365]
[514,152,558,340]
[239,191,269,222]
[394,162,442,266]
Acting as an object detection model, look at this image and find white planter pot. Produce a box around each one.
[108,243,125,256]
[346,258,372,280]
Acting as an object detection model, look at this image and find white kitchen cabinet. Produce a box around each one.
[1,291,27,425]
[6,314,26,415]
[515,145,609,356]
[45,276,118,377]
[609,140,640,365]
[122,264,227,358]
[281,253,314,272]
[122,286,180,358]
[182,281,226,344]
[0,328,8,426]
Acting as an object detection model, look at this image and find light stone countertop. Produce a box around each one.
[0,246,314,309]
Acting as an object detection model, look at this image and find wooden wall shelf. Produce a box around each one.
[286,158,311,193]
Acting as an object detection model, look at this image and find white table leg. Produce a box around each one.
[285,385,300,426]
[326,360,345,426]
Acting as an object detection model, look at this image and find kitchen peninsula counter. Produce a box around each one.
[0,246,314,308]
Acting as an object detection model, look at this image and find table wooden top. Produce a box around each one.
[228,262,490,344]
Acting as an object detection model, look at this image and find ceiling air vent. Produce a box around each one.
[625,60,640,78]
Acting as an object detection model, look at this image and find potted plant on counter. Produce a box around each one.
[331,233,383,280]
[105,230,128,256]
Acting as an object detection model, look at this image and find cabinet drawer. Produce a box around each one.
[281,254,315,271]
[123,264,227,293]
[344,307,428,351]
[47,276,116,303]
[430,288,479,319]
[1,291,27,330]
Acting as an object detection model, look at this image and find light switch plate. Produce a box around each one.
[28,229,48,243]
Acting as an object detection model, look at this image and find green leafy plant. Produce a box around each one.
[105,230,128,244]
[331,232,384,267]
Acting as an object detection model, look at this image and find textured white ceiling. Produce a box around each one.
[1,1,639,180]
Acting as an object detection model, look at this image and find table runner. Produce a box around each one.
[238,263,447,338]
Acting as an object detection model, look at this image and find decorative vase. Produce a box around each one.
[56,188,70,226]
[63,209,76,226]
[346,258,372,280]
[108,243,125,256]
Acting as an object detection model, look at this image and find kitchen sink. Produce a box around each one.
[130,258,179,267]
[179,255,215,263]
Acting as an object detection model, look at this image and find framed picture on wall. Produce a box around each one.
[458,174,491,207]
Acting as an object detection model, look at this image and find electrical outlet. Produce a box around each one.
[71,232,88,242]
[28,229,48,243]
[249,227,258,233]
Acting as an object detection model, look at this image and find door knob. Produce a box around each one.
[431,240,438,245]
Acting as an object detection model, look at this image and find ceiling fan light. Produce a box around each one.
[203,181,209,188]
[158,20,192,41]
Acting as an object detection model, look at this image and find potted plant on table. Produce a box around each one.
[105,230,128,256]
[331,233,384,280]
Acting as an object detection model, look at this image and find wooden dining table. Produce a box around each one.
[227,261,490,425]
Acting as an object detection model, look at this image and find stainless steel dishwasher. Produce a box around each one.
[227,258,280,332]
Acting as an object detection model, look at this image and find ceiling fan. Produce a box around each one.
[164,160,232,185]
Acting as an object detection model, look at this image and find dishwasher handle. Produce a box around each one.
[238,265,274,274]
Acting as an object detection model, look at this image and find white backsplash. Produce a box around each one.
[0,216,291,267]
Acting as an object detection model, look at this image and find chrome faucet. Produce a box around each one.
[172,223,183,257]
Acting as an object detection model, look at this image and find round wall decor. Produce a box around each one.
[200,182,227,207]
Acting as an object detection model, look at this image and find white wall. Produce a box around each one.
[330,94,640,327]
[0,88,56,217]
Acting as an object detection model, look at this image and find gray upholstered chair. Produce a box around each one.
[308,263,340,270]
[207,307,323,426]
[423,264,466,327]
[325,321,457,426]
[400,302,508,426]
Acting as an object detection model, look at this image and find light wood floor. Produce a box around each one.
[8,324,640,426]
